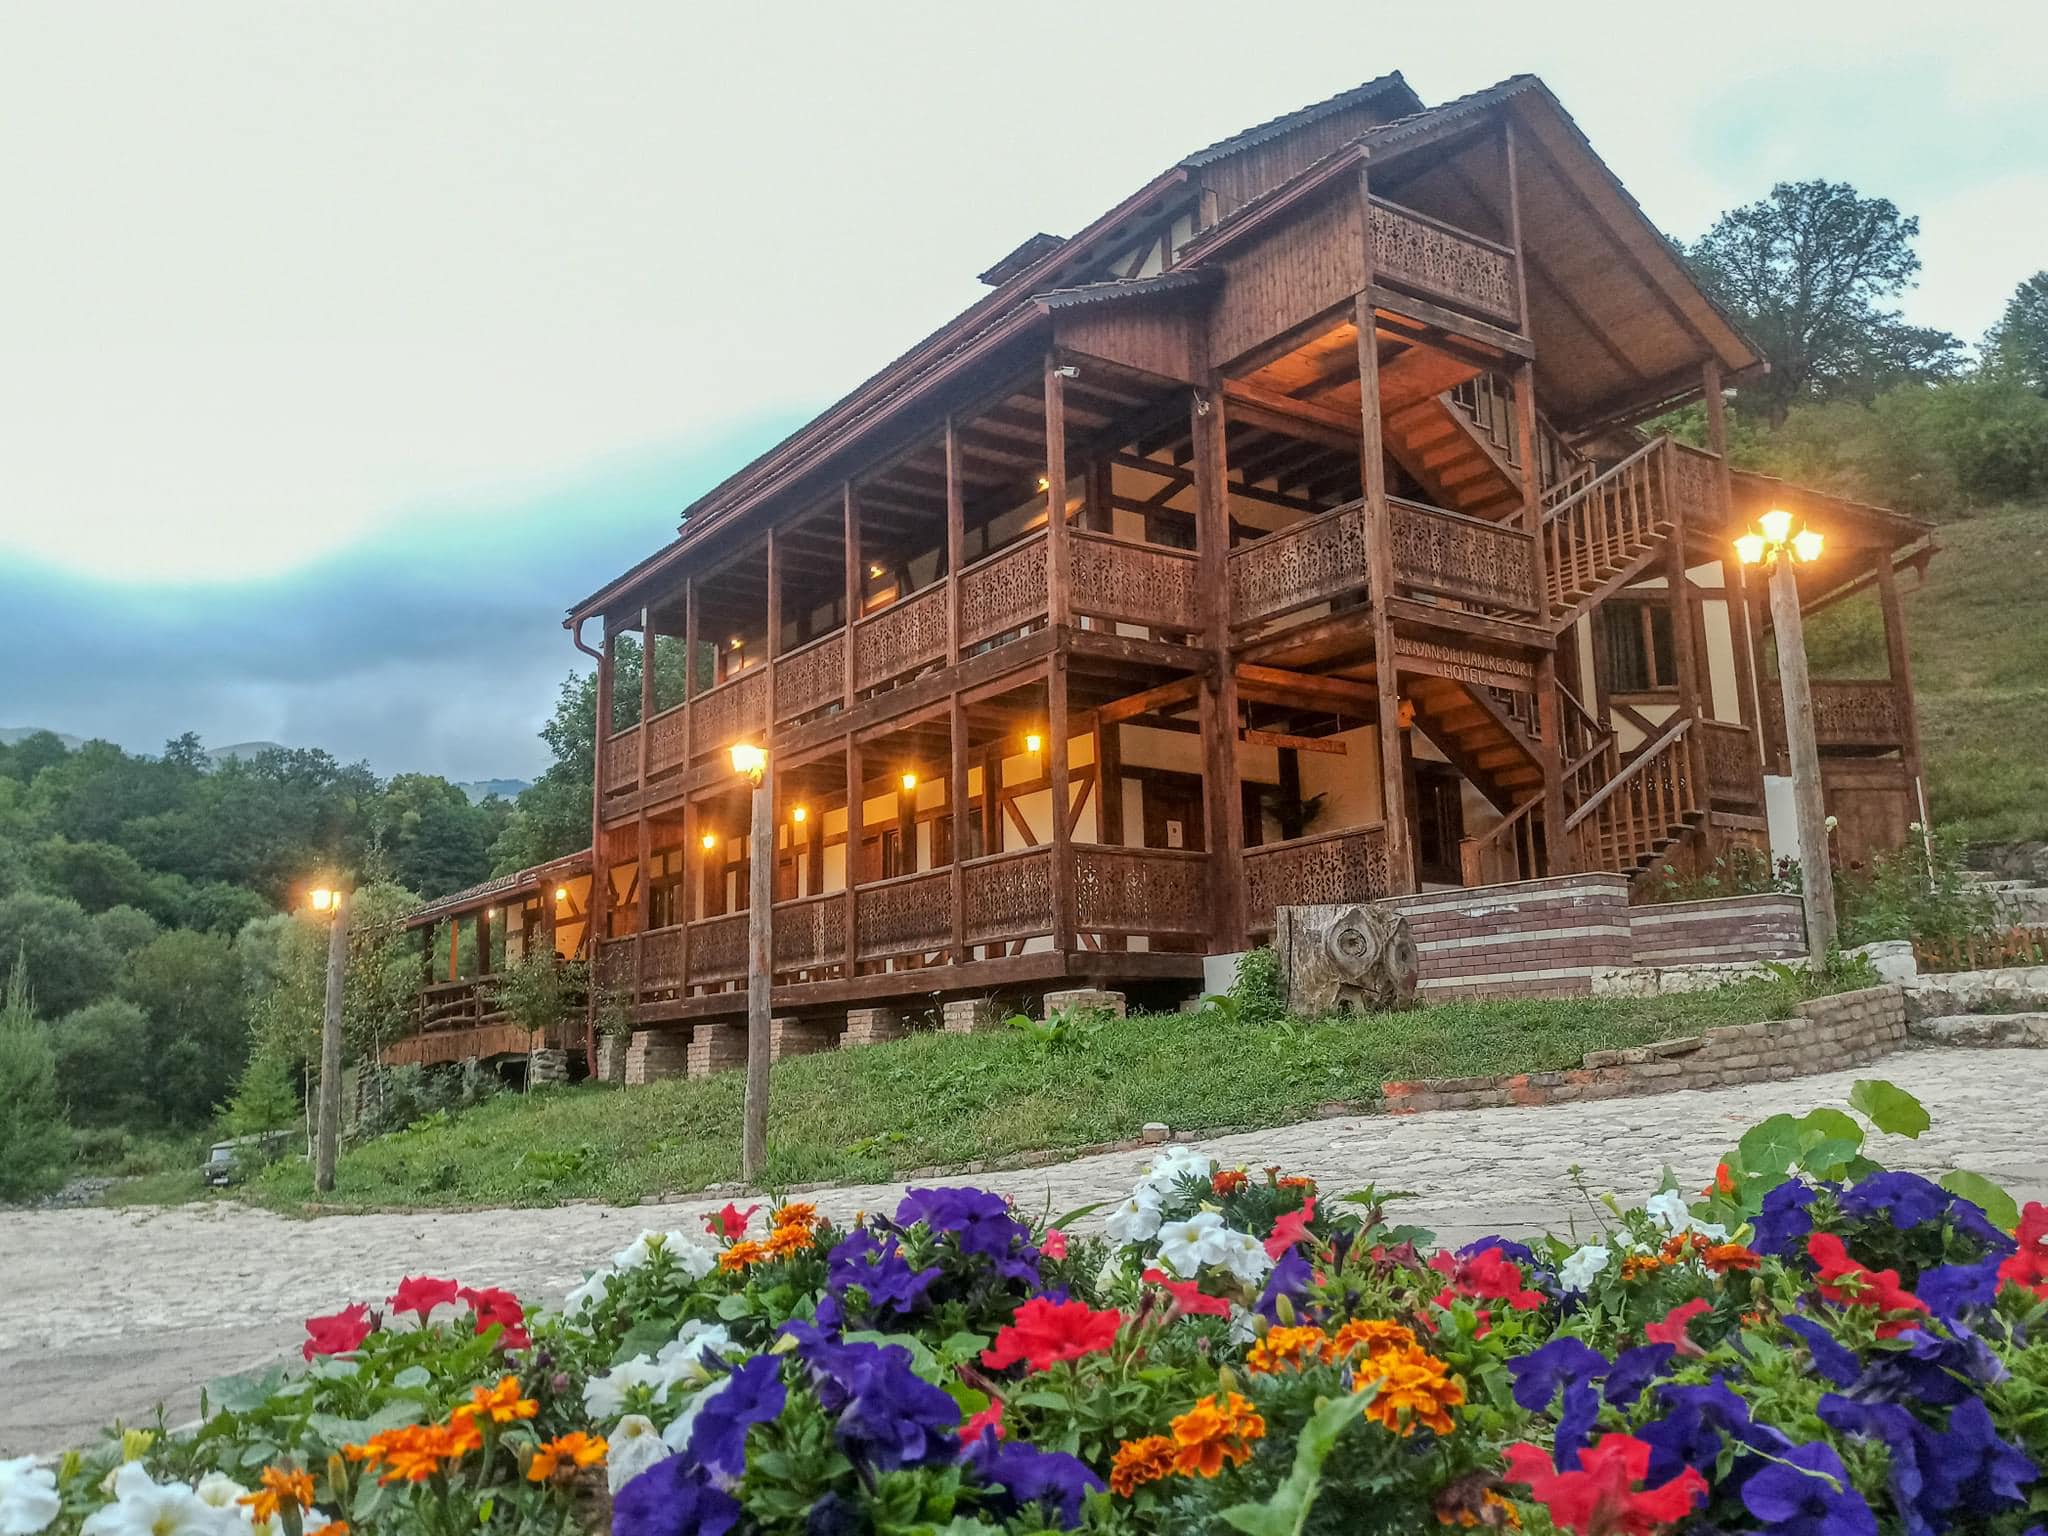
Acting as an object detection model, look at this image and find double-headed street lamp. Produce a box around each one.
[305,880,351,1194]
[1736,509,1837,956]
[729,742,773,1181]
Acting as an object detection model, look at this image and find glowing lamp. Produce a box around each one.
[1035,475,1051,493]
[791,805,807,824]
[554,886,569,902]
[868,564,884,579]
[1024,733,1042,754]
[1759,507,1794,545]
[729,742,767,783]
[900,772,918,793]
[729,636,743,650]
[308,887,336,913]
[1791,528,1824,564]
[1734,532,1767,567]
[702,832,720,851]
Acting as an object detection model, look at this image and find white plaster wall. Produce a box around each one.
[1295,725,1383,827]
[1765,775,1799,864]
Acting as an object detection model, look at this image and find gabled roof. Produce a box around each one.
[978,232,1067,287]
[1029,270,1219,310]
[1179,71,1422,166]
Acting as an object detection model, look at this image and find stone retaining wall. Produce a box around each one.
[1626,892,1806,967]
[1379,984,1906,1114]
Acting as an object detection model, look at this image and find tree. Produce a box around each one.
[1687,180,1963,423]
[376,774,493,897]
[1986,270,2048,396]
[0,891,118,1018]
[92,904,161,960]
[30,836,154,913]
[121,929,247,1122]
[0,950,71,1200]
[48,997,153,1125]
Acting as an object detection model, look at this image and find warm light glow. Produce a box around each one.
[702,832,720,851]
[1759,507,1794,545]
[1734,532,1767,567]
[868,564,884,579]
[1035,475,1051,493]
[1024,732,1042,754]
[485,907,495,918]
[728,636,743,650]
[791,805,807,824]
[554,886,569,902]
[900,772,917,793]
[729,742,767,781]
[1791,528,1825,564]
[308,887,335,913]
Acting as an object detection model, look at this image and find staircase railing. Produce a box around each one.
[1460,794,1545,887]
[1539,437,1670,620]
[1561,716,1698,875]
[1557,682,1619,810]
[1447,373,1593,503]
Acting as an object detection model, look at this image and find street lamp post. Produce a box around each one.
[1736,512,1838,956]
[307,882,350,1193]
[730,743,772,1181]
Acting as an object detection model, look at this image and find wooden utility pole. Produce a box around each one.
[1767,558,1839,955]
[314,888,349,1194]
[741,760,774,1181]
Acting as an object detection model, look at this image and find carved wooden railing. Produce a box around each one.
[1540,438,1668,620]
[689,668,768,762]
[1072,846,1210,938]
[687,912,748,987]
[646,703,688,778]
[853,584,948,694]
[854,867,953,963]
[602,727,639,791]
[1388,496,1539,615]
[1700,719,1763,808]
[962,847,1055,949]
[1369,196,1520,325]
[773,891,846,974]
[960,531,1050,649]
[1762,679,1908,755]
[1243,823,1392,936]
[774,630,845,724]
[1227,500,1369,632]
[1070,531,1200,633]
[634,924,683,994]
[1559,683,1619,811]
[1460,795,1544,887]
[1447,372,1589,503]
[1563,717,1697,874]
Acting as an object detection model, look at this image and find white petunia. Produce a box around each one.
[660,1373,733,1453]
[1103,1188,1164,1245]
[655,1321,734,1391]
[582,1354,677,1420]
[605,1416,669,1495]
[1559,1243,1612,1293]
[612,1230,717,1279]
[80,1465,220,1536]
[1137,1148,1214,1198]
[0,1457,61,1536]
[1214,1227,1273,1287]
[563,1268,613,1316]
[1643,1190,1727,1242]
[1154,1211,1231,1278]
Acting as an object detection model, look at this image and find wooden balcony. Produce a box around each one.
[1368,196,1521,328]
[1762,679,1910,757]
[385,975,579,1068]
[1243,823,1392,936]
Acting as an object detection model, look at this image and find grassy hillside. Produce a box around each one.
[1805,500,2048,845]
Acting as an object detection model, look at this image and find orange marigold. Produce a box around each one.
[1277,1175,1316,1192]
[1169,1392,1265,1478]
[766,1223,815,1259]
[1436,1489,1522,1528]
[1660,1231,1710,1262]
[771,1201,820,1232]
[1619,1253,1667,1281]
[1109,1434,1178,1497]
[718,1240,771,1272]
[1211,1168,1249,1196]
[239,1467,316,1522]
[1357,1344,1465,1437]
[1245,1325,1331,1374]
[1329,1318,1419,1359]
[1703,1242,1761,1274]
[307,1525,350,1536]
[346,1422,478,1485]
[528,1432,608,1481]
[457,1375,538,1425]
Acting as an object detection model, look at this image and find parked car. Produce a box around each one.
[201,1131,296,1187]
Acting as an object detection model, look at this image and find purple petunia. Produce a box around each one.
[1508,1336,1607,1412]
[962,1427,1104,1528]
[1641,1376,1793,1489]
[686,1354,786,1477]
[1839,1171,1952,1232]
[1256,1248,1312,1322]
[1740,1440,1878,1536]
[803,1334,962,1470]
[895,1186,1041,1283]
[1782,1312,1861,1386]
[824,1229,942,1318]
[611,1455,741,1536]
[1917,1253,2005,1322]
[1753,1180,1822,1257]
[1602,1343,1675,1406]
[1822,1390,2035,1532]
[1863,1323,2009,1407]
[1459,1234,1539,1268]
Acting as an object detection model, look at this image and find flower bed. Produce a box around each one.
[15,1080,2048,1535]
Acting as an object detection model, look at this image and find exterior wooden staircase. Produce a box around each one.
[1405,672,1546,813]
[1381,388,1523,520]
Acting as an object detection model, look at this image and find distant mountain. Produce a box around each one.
[0,726,85,749]
[205,740,288,765]
[455,778,530,803]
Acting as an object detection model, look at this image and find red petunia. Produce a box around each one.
[1997,1202,2048,1299]
[1142,1267,1234,1318]
[981,1296,1123,1373]
[1806,1233,1929,1337]
[302,1302,374,1361]
[460,1285,530,1350]
[1039,1228,1068,1261]
[1643,1298,1710,1357]
[388,1275,463,1322]
[962,1398,1005,1441]
[1504,1433,1707,1536]
[704,1202,760,1241]
[1264,1197,1318,1259]
[1431,1245,1545,1311]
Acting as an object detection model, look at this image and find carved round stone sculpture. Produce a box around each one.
[1276,902,1420,1015]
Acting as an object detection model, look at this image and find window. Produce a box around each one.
[1603,601,1677,692]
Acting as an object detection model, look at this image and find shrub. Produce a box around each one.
[90,903,160,960]
[0,890,117,1018]
[48,998,153,1126]
[356,1061,499,1141]
[219,1046,304,1140]
[1643,844,1795,904]
[1835,824,1996,946]
[1229,945,1288,1025]
[0,952,71,1201]
[121,929,249,1123]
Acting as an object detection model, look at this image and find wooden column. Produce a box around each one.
[447,920,458,982]
[1874,547,1928,828]
[1702,360,1765,781]
[982,743,1004,857]
[1353,280,1415,892]
[1193,387,1247,949]
[950,692,969,964]
[945,417,963,666]
[843,484,861,706]
[472,909,490,980]
[589,631,614,974]
[636,609,655,1010]
[741,758,772,1180]
[1044,358,1070,628]
[1663,440,1708,804]
[678,581,695,988]
[1769,557,1839,954]
[1514,364,1567,871]
[1047,658,1074,954]
[895,774,916,877]
[843,736,861,974]
[1097,717,1124,845]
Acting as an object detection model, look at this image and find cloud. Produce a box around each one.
[2,415,801,781]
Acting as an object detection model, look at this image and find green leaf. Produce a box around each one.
[1848,1080,1931,1139]
[1940,1169,2020,1232]
[1219,1390,1365,1536]
[390,1366,431,1390]
[1050,1201,1106,1230]
[1798,1138,1865,1179]
[1738,1114,1805,1178]
[1797,1107,1865,1150]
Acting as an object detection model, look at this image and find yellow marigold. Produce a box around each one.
[718,1239,771,1272]
[1245,1325,1332,1375]
[1329,1318,1419,1359]
[1169,1392,1266,1477]
[1357,1345,1465,1437]
[458,1375,538,1425]
[1109,1434,1177,1497]
[771,1201,820,1232]
[765,1224,815,1259]
[239,1467,316,1522]
[528,1432,608,1482]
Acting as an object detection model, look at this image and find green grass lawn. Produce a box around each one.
[1805,499,2048,844]
[224,974,1833,1213]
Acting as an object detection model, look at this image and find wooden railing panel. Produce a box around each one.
[1389,497,1538,614]
[854,585,948,692]
[1460,796,1543,887]
[855,868,953,962]
[641,925,686,993]
[1227,501,1370,631]
[1540,440,1666,617]
[1243,824,1392,935]
[959,533,1049,648]
[687,913,748,986]
[1700,720,1762,806]
[1069,532,1200,632]
[594,936,636,996]
[774,631,845,724]
[647,705,688,777]
[1072,847,1210,937]
[962,848,1055,947]
[1763,680,1907,754]
[773,891,846,971]
[603,728,640,789]
[1369,197,1519,324]
[690,669,767,761]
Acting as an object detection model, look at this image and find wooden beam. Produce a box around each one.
[1243,729,1347,755]
[1218,379,1361,451]
[1097,675,1204,725]
[1366,286,1534,360]
[1237,663,1381,714]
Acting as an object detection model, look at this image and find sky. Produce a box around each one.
[2,0,2041,782]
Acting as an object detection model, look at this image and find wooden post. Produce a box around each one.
[313,888,348,1194]
[636,611,654,1010]
[587,631,614,1066]
[1044,358,1070,628]
[843,736,861,973]
[982,743,1004,857]
[1663,442,1707,794]
[1874,547,1930,854]
[1353,282,1414,892]
[1048,658,1074,954]
[1097,717,1124,846]
[1193,387,1247,949]
[945,417,964,667]
[1768,557,1840,954]
[843,484,862,705]
[950,691,969,963]
[741,761,773,1180]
